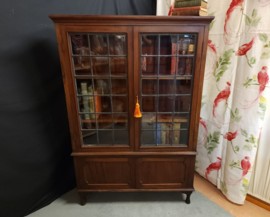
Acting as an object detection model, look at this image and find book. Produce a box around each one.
[171,42,177,74]
[174,0,201,8]
[171,6,208,16]
[171,6,201,16]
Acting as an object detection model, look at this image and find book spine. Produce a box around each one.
[172,9,200,16]
[174,0,201,8]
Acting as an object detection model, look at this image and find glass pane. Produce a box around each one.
[113,114,128,129]
[179,130,188,145]
[141,130,156,145]
[160,35,176,55]
[99,96,111,112]
[98,130,113,144]
[159,80,174,94]
[178,34,196,55]
[97,114,112,129]
[90,35,108,55]
[92,57,109,75]
[142,79,157,94]
[72,33,129,147]
[111,79,127,95]
[141,56,157,75]
[109,35,126,55]
[112,96,127,112]
[141,35,158,55]
[157,123,173,145]
[94,79,110,94]
[158,96,174,112]
[159,57,173,75]
[142,113,156,130]
[142,96,156,112]
[175,95,191,112]
[176,57,193,75]
[114,130,128,144]
[80,114,96,130]
[111,57,127,75]
[176,79,192,94]
[73,56,91,72]
[83,130,98,144]
[71,34,89,55]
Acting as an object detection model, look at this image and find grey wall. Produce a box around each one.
[0,1,156,216]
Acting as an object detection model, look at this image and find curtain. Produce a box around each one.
[156,0,270,204]
[248,99,270,203]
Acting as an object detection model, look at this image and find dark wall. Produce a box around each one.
[0,1,156,216]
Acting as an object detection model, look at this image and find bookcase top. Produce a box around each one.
[49,15,214,24]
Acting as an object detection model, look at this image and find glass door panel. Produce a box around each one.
[70,33,129,147]
[140,33,196,147]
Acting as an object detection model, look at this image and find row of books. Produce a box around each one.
[80,82,101,120]
[171,0,208,16]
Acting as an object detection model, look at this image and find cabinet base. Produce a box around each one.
[78,189,193,205]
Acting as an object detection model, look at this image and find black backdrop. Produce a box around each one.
[0,1,156,216]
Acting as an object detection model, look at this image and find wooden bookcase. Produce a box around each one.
[50,15,213,205]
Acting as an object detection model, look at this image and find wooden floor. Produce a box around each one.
[194,173,270,217]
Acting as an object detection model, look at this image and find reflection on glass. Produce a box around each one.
[141,57,157,75]
[112,96,126,112]
[94,79,110,94]
[141,35,158,55]
[71,34,89,55]
[109,35,126,55]
[90,35,108,55]
[141,113,156,130]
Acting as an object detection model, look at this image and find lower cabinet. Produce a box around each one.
[74,155,195,204]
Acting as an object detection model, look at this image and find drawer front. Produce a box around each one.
[74,157,134,190]
[136,156,194,189]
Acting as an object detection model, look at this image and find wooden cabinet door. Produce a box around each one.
[59,26,135,152]
[133,25,205,152]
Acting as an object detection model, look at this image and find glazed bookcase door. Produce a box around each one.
[68,28,133,149]
[134,26,204,151]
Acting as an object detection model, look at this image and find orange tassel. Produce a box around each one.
[134,96,142,118]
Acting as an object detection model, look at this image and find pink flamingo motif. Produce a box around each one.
[205,157,222,180]
[224,0,244,35]
[241,156,251,177]
[236,38,255,56]
[242,66,269,108]
[212,82,231,118]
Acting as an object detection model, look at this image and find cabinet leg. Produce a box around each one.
[184,191,192,204]
[79,192,87,205]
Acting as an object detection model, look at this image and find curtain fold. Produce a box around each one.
[156,0,270,204]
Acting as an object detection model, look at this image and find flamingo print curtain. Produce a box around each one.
[156,0,270,204]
